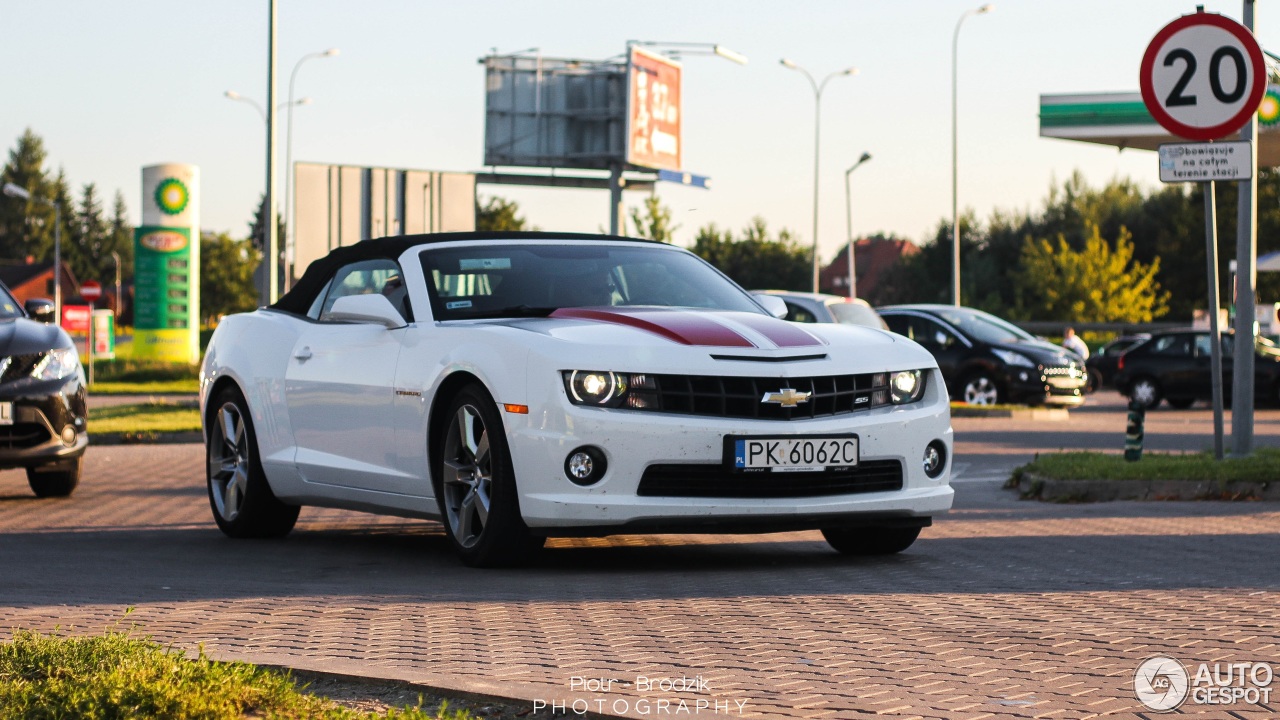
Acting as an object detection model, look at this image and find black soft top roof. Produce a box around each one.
[271,231,659,315]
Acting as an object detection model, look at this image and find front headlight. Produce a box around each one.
[31,347,81,381]
[992,349,1036,368]
[563,370,660,409]
[870,369,928,407]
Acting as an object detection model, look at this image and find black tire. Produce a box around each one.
[436,384,543,568]
[26,457,81,498]
[206,386,299,538]
[960,372,1001,406]
[1127,376,1163,410]
[1166,397,1195,409]
[822,526,921,555]
[1085,369,1101,394]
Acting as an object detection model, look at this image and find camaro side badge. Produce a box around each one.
[761,388,811,407]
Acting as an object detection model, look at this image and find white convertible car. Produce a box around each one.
[201,232,953,566]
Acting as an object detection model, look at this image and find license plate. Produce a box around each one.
[730,435,858,472]
[0,402,11,425]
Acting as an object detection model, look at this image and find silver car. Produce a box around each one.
[752,291,889,330]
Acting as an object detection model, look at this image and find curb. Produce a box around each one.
[92,431,203,446]
[951,407,1070,420]
[1010,471,1280,502]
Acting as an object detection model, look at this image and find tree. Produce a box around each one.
[66,183,109,286]
[628,196,678,242]
[248,193,286,252]
[0,129,53,261]
[201,231,262,322]
[1016,224,1169,323]
[475,196,535,231]
[691,217,809,290]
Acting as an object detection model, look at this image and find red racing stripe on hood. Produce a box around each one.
[550,308,755,347]
[730,312,826,347]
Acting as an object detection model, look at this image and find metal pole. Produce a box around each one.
[111,251,121,318]
[608,163,624,235]
[810,84,822,293]
[1205,181,1225,460]
[53,203,61,322]
[87,301,94,387]
[285,65,298,290]
[1233,0,1258,457]
[264,0,279,305]
[845,169,854,298]
[951,14,964,307]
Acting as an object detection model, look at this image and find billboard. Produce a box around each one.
[135,164,200,363]
[627,48,682,171]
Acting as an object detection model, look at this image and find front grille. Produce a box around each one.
[0,354,44,384]
[627,372,893,421]
[637,459,904,498]
[0,423,51,449]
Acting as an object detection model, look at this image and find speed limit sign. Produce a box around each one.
[1140,11,1265,141]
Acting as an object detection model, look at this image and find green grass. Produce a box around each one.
[91,402,202,434]
[0,629,469,719]
[1013,448,1280,483]
[949,401,1039,412]
[92,379,200,395]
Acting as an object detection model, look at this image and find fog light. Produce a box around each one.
[564,446,607,486]
[61,426,77,445]
[923,440,947,479]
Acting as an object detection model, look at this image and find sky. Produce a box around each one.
[2,0,1275,266]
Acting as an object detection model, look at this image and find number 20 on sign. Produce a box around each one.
[1140,10,1266,141]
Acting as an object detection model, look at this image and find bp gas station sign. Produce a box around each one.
[134,164,200,363]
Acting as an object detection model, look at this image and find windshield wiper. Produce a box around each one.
[455,305,558,320]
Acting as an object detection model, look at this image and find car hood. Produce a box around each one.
[484,306,896,351]
[993,339,1078,366]
[0,317,70,355]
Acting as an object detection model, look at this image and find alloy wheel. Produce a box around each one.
[963,376,999,405]
[209,402,249,521]
[442,403,493,548]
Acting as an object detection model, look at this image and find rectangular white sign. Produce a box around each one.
[1158,141,1253,183]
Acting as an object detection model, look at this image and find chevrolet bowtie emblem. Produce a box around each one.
[761,388,811,407]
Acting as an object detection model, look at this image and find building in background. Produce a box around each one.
[820,237,919,300]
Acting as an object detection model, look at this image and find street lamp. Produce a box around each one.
[952,3,994,306]
[285,48,339,282]
[844,152,872,299]
[3,182,62,320]
[224,90,313,122]
[780,59,858,293]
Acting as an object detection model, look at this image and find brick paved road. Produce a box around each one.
[1,437,1277,719]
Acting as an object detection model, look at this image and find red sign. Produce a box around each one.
[1140,12,1265,141]
[61,305,90,333]
[80,281,102,302]
[627,48,682,171]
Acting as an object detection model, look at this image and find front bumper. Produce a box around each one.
[0,377,88,469]
[507,371,955,530]
[1004,366,1086,406]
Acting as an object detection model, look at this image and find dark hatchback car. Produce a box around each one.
[879,304,1087,406]
[1085,333,1150,393]
[1112,329,1280,409]
[0,287,87,496]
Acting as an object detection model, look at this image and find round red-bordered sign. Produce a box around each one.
[1140,12,1265,141]
[80,281,101,302]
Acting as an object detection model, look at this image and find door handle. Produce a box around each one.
[293,347,313,361]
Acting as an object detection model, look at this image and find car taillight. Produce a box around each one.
[1118,355,1125,370]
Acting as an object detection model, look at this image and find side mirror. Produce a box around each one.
[24,298,56,324]
[755,294,788,320]
[325,294,405,328]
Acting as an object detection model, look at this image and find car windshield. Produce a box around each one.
[0,285,22,320]
[420,243,765,320]
[827,301,885,329]
[928,307,1034,344]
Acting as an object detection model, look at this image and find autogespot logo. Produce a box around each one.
[1134,655,1190,712]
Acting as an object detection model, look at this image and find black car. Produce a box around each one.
[879,304,1087,406]
[0,287,87,496]
[1112,329,1280,409]
[1085,333,1150,393]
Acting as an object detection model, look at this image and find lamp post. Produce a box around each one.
[285,48,339,283]
[951,3,994,307]
[110,250,121,318]
[780,59,858,293]
[3,182,62,320]
[844,152,872,299]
